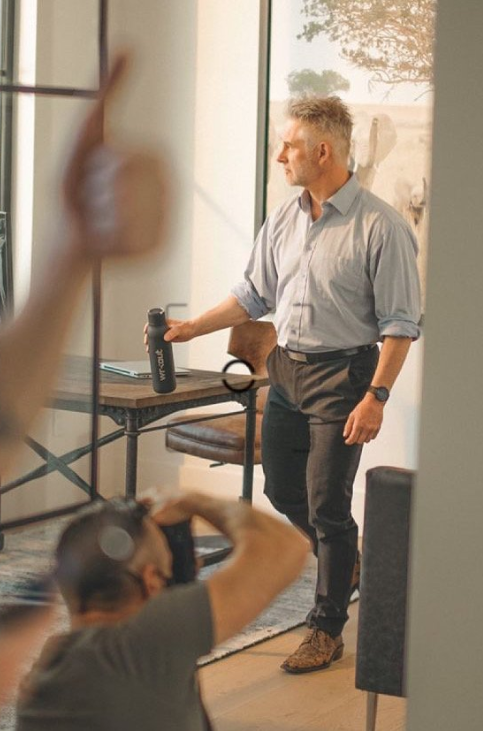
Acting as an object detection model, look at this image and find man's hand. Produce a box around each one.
[62,52,169,263]
[150,495,195,526]
[143,319,196,351]
[143,296,251,351]
[343,394,384,445]
[342,337,413,445]
[163,319,198,342]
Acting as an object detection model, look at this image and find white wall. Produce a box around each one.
[100,0,199,493]
[104,0,198,364]
[101,0,265,503]
[177,0,268,507]
[406,2,483,729]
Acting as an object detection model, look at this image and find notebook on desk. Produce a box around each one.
[100,360,190,379]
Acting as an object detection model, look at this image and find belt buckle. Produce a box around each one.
[286,349,307,363]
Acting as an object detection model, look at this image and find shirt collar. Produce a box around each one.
[298,173,360,217]
[327,173,360,215]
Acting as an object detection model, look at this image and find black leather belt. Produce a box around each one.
[283,344,376,364]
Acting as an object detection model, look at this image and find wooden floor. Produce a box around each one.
[199,600,406,731]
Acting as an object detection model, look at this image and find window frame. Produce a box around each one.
[0,0,109,499]
[0,0,15,315]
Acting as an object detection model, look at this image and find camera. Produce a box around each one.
[159,520,196,585]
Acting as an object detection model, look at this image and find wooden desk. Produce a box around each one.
[0,356,268,542]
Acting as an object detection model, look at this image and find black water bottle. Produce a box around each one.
[147,307,177,393]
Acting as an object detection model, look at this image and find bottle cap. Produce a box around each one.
[148,307,165,325]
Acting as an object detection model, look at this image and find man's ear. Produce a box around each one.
[140,563,164,597]
[317,141,330,163]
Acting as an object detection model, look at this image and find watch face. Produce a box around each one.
[374,387,390,402]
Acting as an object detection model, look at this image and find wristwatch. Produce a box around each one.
[367,385,390,403]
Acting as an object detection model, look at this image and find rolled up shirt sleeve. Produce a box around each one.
[231,278,270,320]
[369,216,422,340]
[231,217,278,321]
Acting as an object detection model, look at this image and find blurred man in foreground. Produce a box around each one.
[15,493,308,730]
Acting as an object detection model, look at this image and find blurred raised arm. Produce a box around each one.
[0,53,170,473]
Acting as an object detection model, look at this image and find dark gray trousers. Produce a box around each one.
[262,345,379,637]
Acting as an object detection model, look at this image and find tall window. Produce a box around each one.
[0,1,108,529]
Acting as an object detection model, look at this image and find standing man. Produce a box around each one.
[160,96,421,674]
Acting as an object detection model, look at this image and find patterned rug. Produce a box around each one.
[0,519,316,730]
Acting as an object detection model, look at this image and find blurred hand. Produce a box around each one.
[151,497,194,527]
[61,52,169,263]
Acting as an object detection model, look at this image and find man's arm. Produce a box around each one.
[152,493,309,645]
[144,294,250,346]
[144,210,278,348]
[0,54,168,473]
[343,336,412,445]
[344,211,421,447]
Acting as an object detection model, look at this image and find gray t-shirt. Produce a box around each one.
[16,581,213,731]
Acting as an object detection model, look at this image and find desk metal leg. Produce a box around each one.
[125,414,140,499]
[242,389,257,504]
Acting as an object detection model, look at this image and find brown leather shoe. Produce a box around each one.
[281,629,344,674]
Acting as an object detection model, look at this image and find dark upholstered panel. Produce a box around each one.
[355,466,414,698]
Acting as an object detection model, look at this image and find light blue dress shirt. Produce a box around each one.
[231,174,421,352]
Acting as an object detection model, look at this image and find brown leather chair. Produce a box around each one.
[165,320,277,473]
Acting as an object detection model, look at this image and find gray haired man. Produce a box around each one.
[157,95,421,673]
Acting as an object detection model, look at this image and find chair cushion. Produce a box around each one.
[166,413,263,466]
